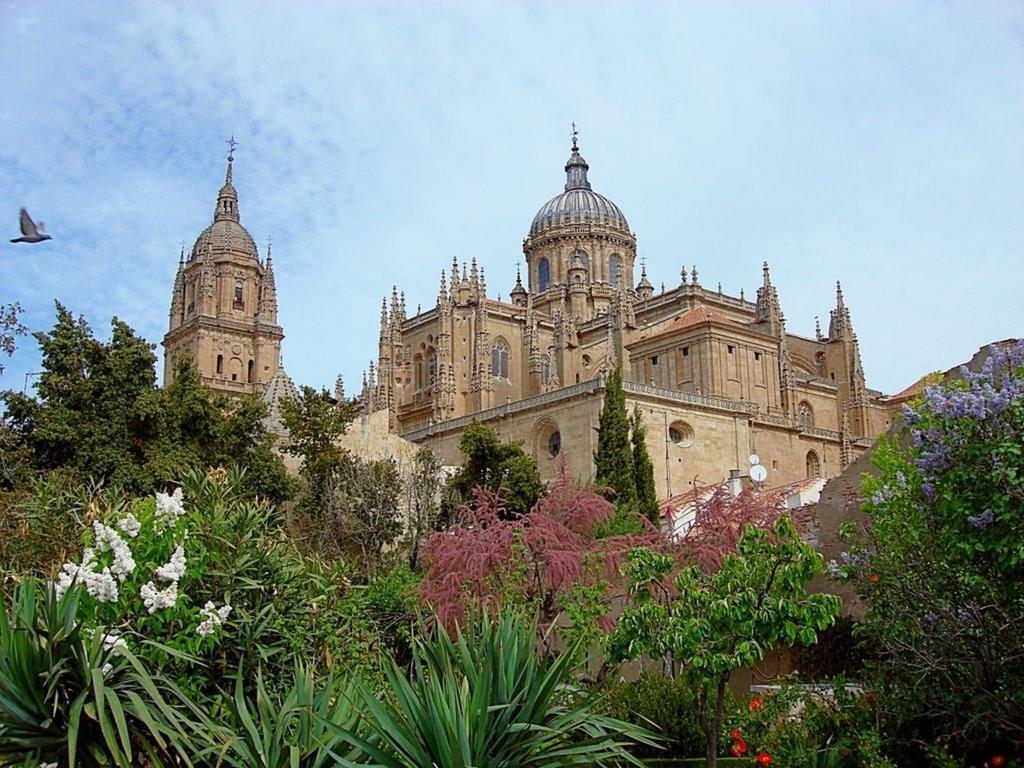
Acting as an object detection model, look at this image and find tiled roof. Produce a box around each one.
[628,305,740,347]
[261,365,298,437]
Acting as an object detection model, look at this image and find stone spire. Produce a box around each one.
[510,263,528,306]
[214,137,240,223]
[564,123,592,191]
[169,244,185,329]
[257,241,278,322]
[260,363,298,441]
[691,265,700,285]
[755,261,782,336]
[334,373,345,403]
[636,259,654,300]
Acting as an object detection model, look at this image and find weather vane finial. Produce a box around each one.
[226,135,238,161]
[571,120,579,151]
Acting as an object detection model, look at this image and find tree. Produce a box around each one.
[0,302,27,375]
[631,406,659,524]
[421,468,662,649]
[836,340,1024,756]
[280,384,355,520]
[0,304,293,502]
[594,366,636,509]
[609,516,841,768]
[403,447,444,572]
[445,420,544,519]
[331,456,404,575]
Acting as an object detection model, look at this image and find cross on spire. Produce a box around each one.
[571,120,579,151]
[226,135,238,161]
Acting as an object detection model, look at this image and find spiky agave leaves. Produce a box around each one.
[0,581,192,767]
[335,611,658,768]
[181,663,365,768]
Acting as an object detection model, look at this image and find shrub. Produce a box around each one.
[600,672,707,758]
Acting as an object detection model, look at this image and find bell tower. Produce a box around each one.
[163,140,284,395]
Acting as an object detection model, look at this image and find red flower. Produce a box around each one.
[730,739,748,756]
[869,573,880,583]
[729,728,742,740]
[991,756,1006,767]
[757,751,773,766]
[748,698,763,711]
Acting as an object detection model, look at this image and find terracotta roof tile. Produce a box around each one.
[629,305,739,347]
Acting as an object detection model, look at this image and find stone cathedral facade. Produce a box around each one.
[165,137,897,499]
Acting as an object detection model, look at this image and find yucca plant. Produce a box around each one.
[183,663,366,768]
[337,610,658,768]
[0,580,191,767]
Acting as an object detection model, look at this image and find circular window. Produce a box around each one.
[668,421,694,448]
[547,430,562,458]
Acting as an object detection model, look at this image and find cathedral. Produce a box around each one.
[165,134,897,499]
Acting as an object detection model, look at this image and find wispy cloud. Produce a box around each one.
[1,0,1022,397]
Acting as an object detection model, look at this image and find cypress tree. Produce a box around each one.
[631,406,660,524]
[594,365,636,508]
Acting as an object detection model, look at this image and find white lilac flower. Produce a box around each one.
[40,763,58,768]
[101,662,114,676]
[83,567,120,603]
[102,631,128,654]
[140,580,178,614]
[92,522,136,581]
[155,545,187,582]
[154,488,186,532]
[197,600,232,637]
[118,512,141,538]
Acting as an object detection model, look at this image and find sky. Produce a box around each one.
[1,0,1022,398]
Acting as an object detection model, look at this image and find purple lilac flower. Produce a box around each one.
[966,508,994,529]
[827,560,841,579]
[924,611,940,627]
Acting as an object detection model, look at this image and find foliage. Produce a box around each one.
[4,468,401,703]
[281,384,356,521]
[0,581,191,767]
[594,366,636,510]
[609,516,841,768]
[725,681,895,768]
[631,406,660,524]
[790,616,869,683]
[444,420,544,519]
[0,304,293,502]
[338,610,658,768]
[320,456,404,573]
[402,447,444,572]
[420,468,660,643]
[833,340,1024,758]
[684,483,792,572]
[0,301,27,375]
[181,664,365,768]
[600,672,707,759]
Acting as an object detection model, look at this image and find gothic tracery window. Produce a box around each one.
[609,254,621,285]
[233,279,244,309]
[798,401,814,428]
[491,339,510,379]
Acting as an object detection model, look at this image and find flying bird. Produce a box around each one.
[10,208,52,244]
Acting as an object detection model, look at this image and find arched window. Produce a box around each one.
[538,258,550,292]
[491,339,510,379]
[247,359,254,383]
[233,279,244,309]
[427,351,437,388]
[798,401,814,428]
[216,354,223,375]
[806,450,821,478]
[414,354,424,391]
[609,254,621,285]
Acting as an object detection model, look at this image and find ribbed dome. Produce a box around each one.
[529,140,630,236]
[189,219,259,262]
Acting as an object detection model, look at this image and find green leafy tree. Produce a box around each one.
[609,516,841,768]
[0,304,293,502]
[0,301,27,375]
[331,456,404,575]
[445,420,544,519]
[631,406,659,524]
[280,384,355,518]
[594,366,636,509]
